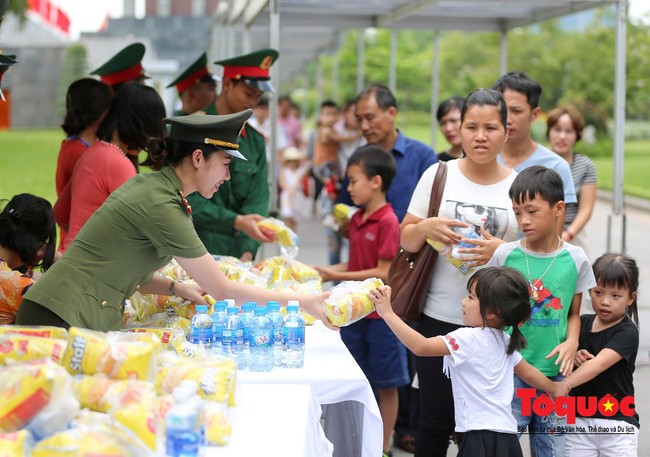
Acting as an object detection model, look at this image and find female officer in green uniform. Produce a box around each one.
[16,110,333,332]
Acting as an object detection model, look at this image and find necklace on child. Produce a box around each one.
[523,236,562,301]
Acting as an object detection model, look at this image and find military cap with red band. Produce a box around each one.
[166,52,216,94]
[90,43,149,87]
[214,48,279,93]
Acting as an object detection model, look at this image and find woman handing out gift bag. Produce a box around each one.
[17,110,334,332]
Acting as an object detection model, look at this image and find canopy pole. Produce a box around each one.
[269,0,280,215]
[316,59,323,111]
[608,0,628,252]
[389,30,397,93]
[430,31,440,149]
[242,26,252,53]
[356,30,365,94]
[333,49,340,104]
[499,28,508,75]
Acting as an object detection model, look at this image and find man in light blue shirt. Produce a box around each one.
[339,84,438,222]
[493,72,577,224]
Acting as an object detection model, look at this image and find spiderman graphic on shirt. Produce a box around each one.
[529,278,563,316]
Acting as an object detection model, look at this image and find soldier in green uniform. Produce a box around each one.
[0,53,17,102]
[191,48,279,261]
[167,52,217,116]
[16,110,333,332]
[90,42,149,90]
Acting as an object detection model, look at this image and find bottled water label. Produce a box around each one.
[222,328,244,345]
[252,330,272,347]
[283,327,305,345]
[273,328,282,344]
[189,326,212,345]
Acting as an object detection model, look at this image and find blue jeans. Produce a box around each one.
[512,374,566,457]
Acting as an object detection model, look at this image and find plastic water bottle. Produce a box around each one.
[166,383,201,457]
[240,302,256,370]
[282,301,305,368]
[222,307,245,369]
[211,301,228,356]
[249,307,274,372]
[266,301,284,367]
[189,305,212,349]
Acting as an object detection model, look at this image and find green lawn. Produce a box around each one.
[1,127,649,203]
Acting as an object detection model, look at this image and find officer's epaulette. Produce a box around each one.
[244,121,265,138]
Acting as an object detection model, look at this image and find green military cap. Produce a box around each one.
[163,109,253,161]
[214,48,279,93]
[0,54,17,102]
[90,43,149,87]
[166,52,217,93]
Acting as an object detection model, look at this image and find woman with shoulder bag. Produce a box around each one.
[400,89,521,456]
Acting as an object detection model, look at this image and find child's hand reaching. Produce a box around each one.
[545,339,579,376]
[369,285,393,318]
[574,349,595,367]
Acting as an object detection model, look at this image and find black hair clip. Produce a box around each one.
[8,208,20,220]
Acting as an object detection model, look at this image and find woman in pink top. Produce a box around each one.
[54,84,166,252]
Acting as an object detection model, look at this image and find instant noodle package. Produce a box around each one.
[323,278,384,327]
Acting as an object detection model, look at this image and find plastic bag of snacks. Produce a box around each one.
[426,227,483,275]
[61,327,157,381]
[156,357,237,407]
[0,360,79,440]
[104,381,159,452]
[323,278,384,327]
[204,400,232,446]
[0,325,68,340]
[333,203,359,227]
[256,217,299,254]
[0,334,67,365]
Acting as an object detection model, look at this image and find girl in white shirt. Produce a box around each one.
[371,266,569,457]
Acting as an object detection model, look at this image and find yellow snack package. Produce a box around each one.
[74,376,118,413]
[156,357,237,407]
[0,325,68,340]
[0,363,55,432]
[323,278,384,327]
[286,258,321,283]
[333,203,359,226]
[204,400,232,446]
[61,327,157,381]
[0,334,67,365]
[112,403,158,451]
[256,217,299,248]
[0,429,32,456]
[31,427,131,457]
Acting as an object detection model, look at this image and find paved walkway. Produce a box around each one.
[283,195,650,457]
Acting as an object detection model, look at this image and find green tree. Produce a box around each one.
[56,44,89,118]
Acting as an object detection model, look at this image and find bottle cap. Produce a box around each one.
[242,302,256,312]
[287,304,299,313]
[267,302,280,311]
[215,301,228,311]
[196,305,208,313]
[225,299,236,307]
[227,306,239,314]
[254,306,268,316]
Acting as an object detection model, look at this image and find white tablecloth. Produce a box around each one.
[211,383,332,457]
[238,322,383,457]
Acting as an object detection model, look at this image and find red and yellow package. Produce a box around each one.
[0,362,55,432]
[74,376,118,413]
[323,278,384,327]
[0,429,32,456]
[0,262,34,325]
[0,325,68,340]
[61,327,156,381]
[0,334,66,365]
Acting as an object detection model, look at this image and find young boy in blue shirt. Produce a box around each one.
[488,165,596,457]
[316,145,409,457]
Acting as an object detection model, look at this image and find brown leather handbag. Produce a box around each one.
[387,161,448,322]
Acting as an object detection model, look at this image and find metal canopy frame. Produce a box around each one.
[213,0,628,252]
